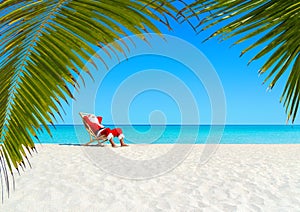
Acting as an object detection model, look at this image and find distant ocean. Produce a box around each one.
[36,125,300,144]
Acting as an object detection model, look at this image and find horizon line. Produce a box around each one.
[46,124,300,126]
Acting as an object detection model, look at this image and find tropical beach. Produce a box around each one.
[1,144,300,211]
[1,0,300,211]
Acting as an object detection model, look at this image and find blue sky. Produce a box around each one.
[60,8,297,125]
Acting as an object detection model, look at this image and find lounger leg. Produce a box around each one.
[84,135,94,146]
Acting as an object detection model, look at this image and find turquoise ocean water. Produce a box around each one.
[36,125,300,144]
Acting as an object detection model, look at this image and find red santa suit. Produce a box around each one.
[83,114,124,140]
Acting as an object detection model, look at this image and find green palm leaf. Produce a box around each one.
[183,0,300,123]
[0,0,178,199]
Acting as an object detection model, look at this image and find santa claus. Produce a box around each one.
[83,114,128,147]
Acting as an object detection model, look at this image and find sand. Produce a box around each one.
[0,144,300,211]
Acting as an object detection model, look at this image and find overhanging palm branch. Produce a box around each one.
[0,0,178,199]
[183,0,300,123]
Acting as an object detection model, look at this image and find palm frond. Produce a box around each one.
[183,0,300,123]
[0,0,178,199]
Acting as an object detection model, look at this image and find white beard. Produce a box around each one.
[88,115,99,124]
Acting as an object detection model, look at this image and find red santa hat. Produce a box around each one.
[97,116,102,124]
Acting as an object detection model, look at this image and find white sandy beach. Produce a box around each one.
[1,144,300,211]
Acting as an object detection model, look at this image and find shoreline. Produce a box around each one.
[1,144,299,211]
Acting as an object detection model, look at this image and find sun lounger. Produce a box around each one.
[79,112,108,146]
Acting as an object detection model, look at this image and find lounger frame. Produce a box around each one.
[79,112,108,146]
